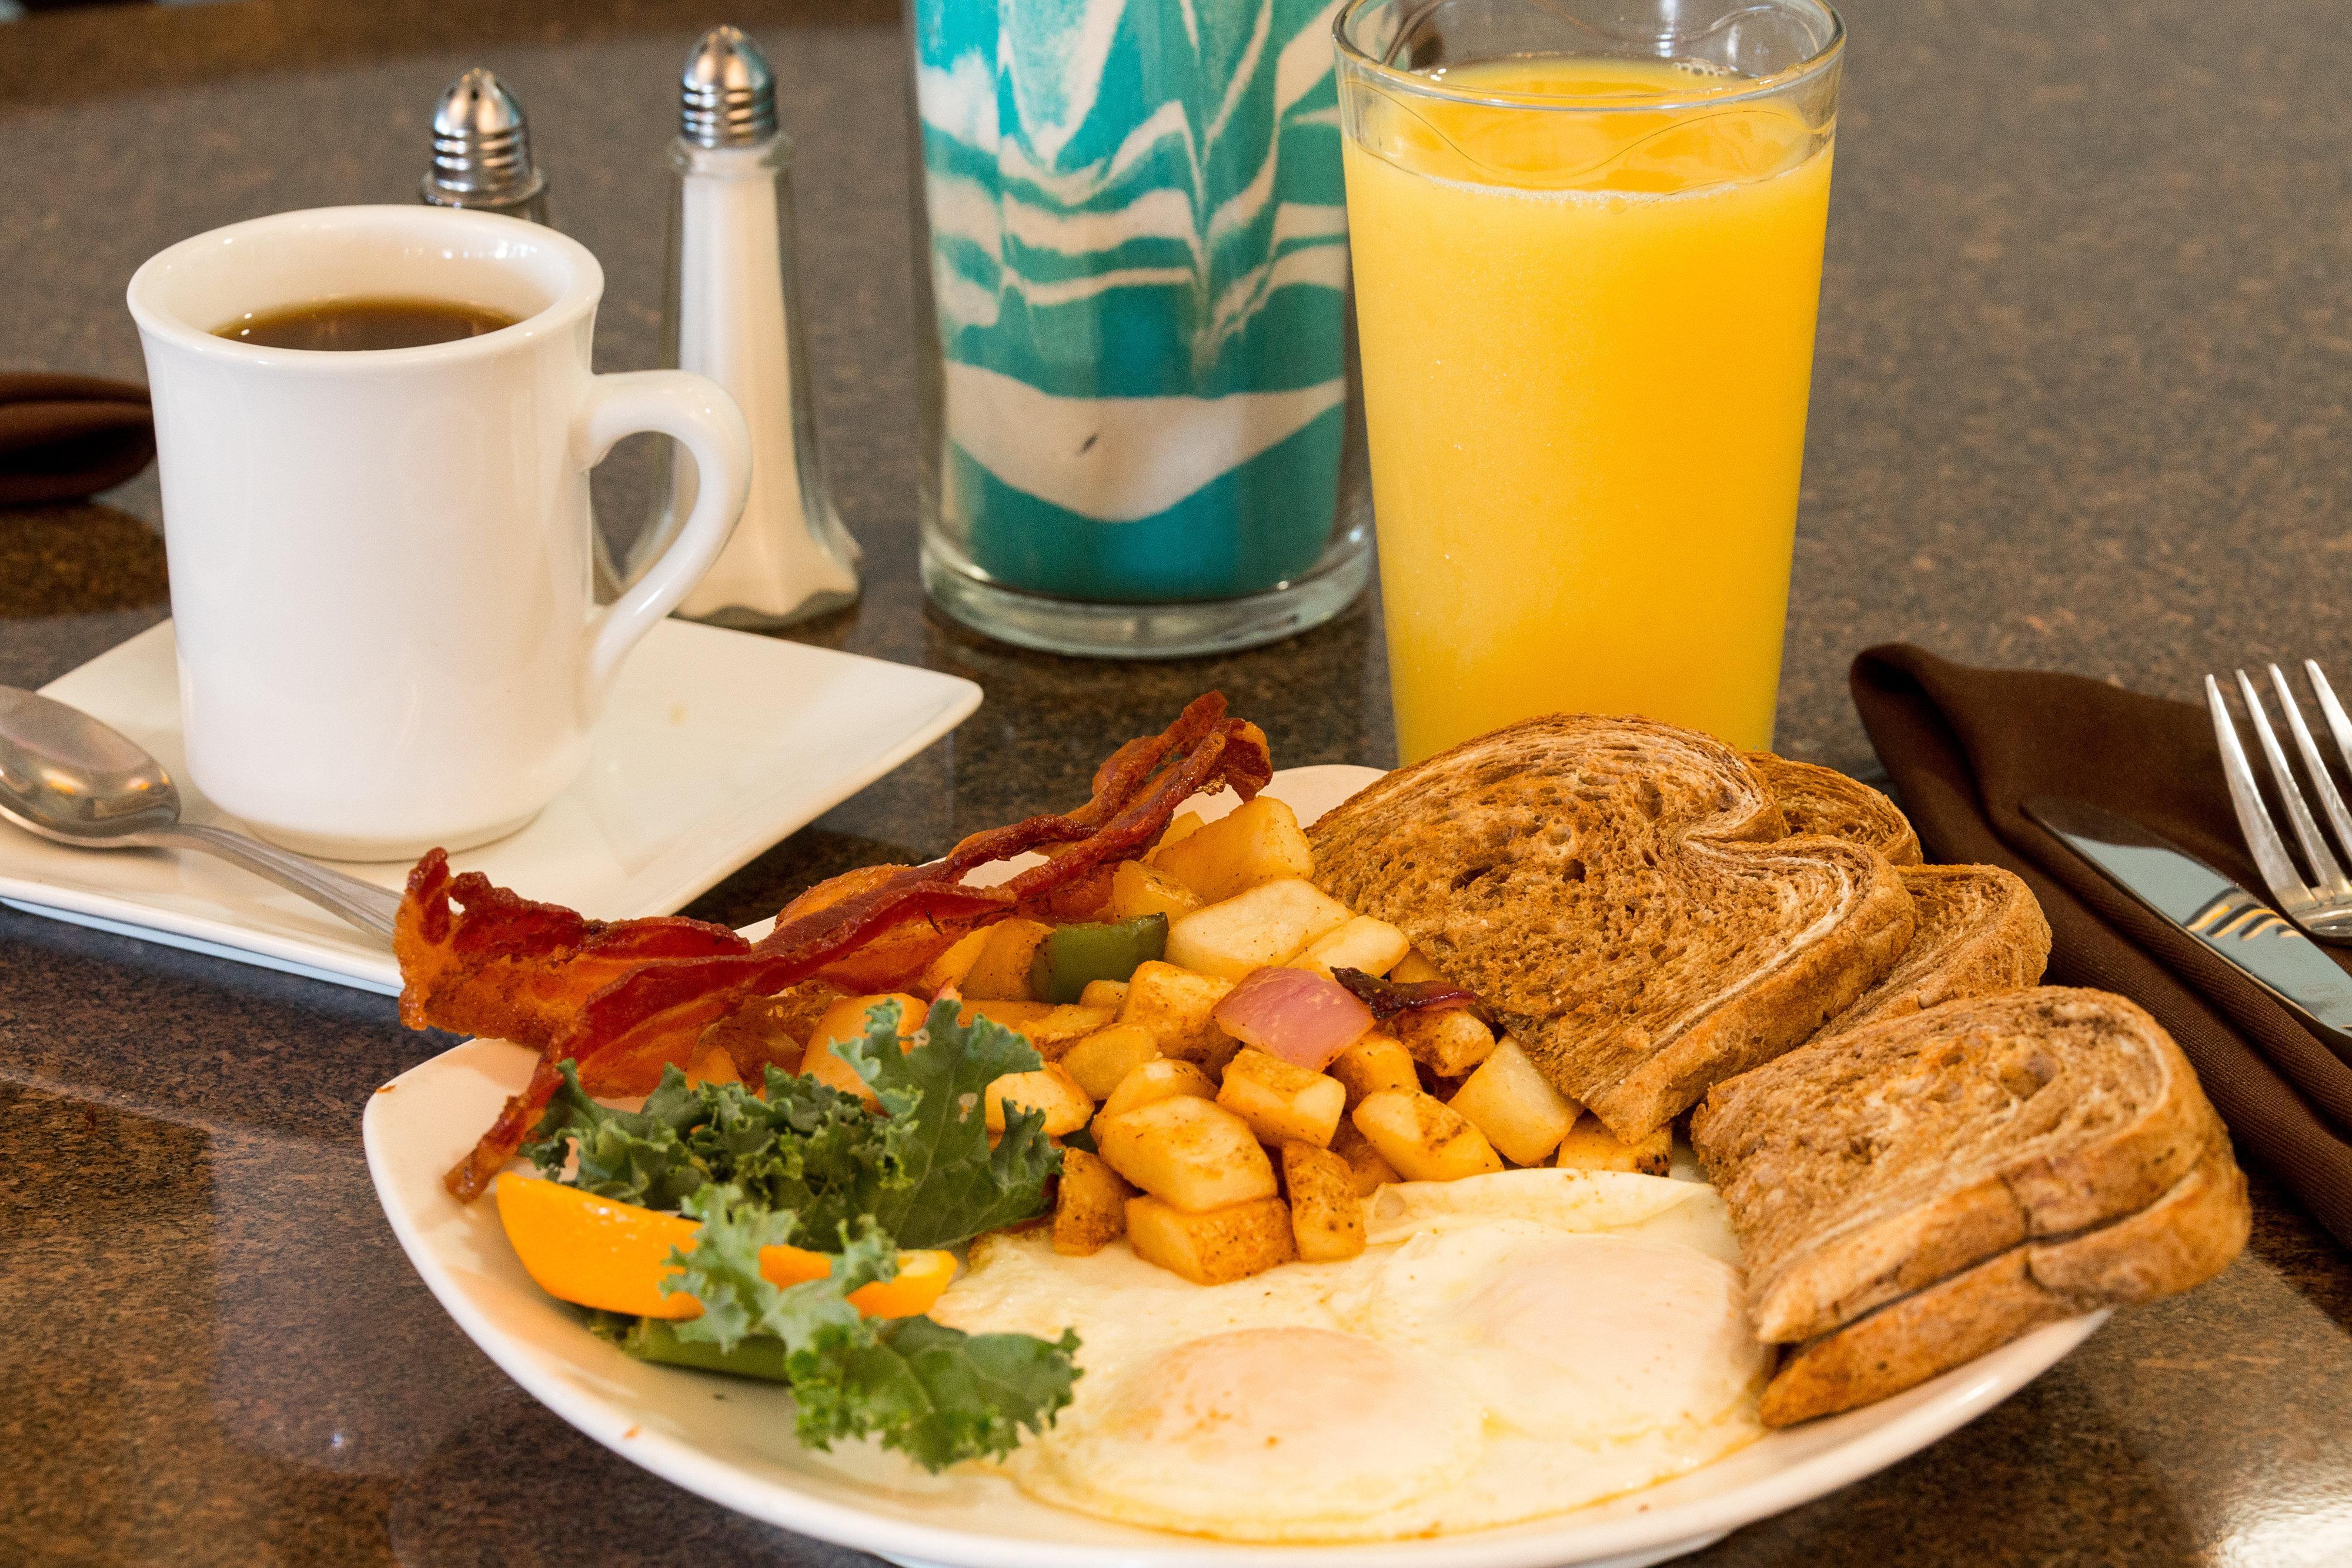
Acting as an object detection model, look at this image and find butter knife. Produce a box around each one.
[2023,795,2352,1044]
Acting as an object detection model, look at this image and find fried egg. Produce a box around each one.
[927,1166,1771,1543]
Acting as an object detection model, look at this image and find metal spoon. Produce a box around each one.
[0,686,403,942]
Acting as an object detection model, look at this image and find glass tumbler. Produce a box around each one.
[1337,0,1843,761]
[906,0,1373,658]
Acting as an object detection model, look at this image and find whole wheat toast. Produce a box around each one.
[1818,864,2052,1039]
[1758,1131,2248,1425]
[1748,753,1923,867]
[1309,716,1915,1139]
[1692,987,2226,1344]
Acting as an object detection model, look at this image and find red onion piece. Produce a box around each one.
[1329,966,1485,1025]
[1212,965,1375,1072]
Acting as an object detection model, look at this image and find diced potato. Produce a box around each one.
[1149,796,1316,903]
[1095,1096,1277,1212]
[1053,1148,1134,1256]
[1554,1114,1673,1176]
[1116,960,1235,1062]
[1327,1034,1419,1112]
[800,992,927,1103]
[1448,1038,1579,1166]
[1216,1048,1345,1148]
[1289,915,1411,980]
[1078,978,1130,1011]
[985,1062,1093,1136]
[683,1040,741,1088]
[1108,860,1204,923]
[1124,1193,1295,1285]
[1163,878,1355,983]
[1061,1023,1162,1101]
[1279,1142,1366,1262]
[1155,810,1207,852]
[1397,1007,1499,1076]
[1352,1088,1505,1182]
[917,927,993,996]
[961,918,1055,1001]
[1099,1056,1218,1122]
[1041,1005,1120,1051]
[1330,1119,1401,1196]
[958,1000,1114,1060]
[1389,948,1446,985]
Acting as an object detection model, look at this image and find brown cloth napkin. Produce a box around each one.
[0,373,156,507]
[1853,645,2352,1249]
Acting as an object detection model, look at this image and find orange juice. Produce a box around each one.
[1342,58,1835,760]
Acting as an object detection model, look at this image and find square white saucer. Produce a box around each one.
[0,618,980,994]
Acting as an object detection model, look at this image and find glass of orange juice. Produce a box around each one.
[1335,0,1844,761]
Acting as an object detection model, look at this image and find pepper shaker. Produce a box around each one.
[419,68,550,225]
[633,25,857,628]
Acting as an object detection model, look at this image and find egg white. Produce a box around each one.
[927,1166,1772,1543]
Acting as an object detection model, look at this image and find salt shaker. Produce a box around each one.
[419,68,550,224]
[646,25,857,628]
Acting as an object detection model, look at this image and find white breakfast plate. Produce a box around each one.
[363,765,2107,1568]
[0,618,980,992]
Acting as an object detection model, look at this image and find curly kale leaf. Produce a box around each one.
[518,1055,892,1236]
[520,998,1057,1250]
[840,998,1061,1248]
[834,1316,1083,1472]
[519,1061,711,1212]
[656,1182,1078,1467]
[698,1063,903,1242]
[660,1181,863,1346]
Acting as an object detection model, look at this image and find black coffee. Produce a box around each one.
[214,296,521,351]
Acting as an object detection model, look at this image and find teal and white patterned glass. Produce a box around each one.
[907,0,1372,657]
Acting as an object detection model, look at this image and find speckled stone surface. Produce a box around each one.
[0,0,2348,1563]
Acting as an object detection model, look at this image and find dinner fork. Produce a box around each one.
[2206,660,2352,942]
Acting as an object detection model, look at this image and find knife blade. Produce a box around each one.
[2023,794,2352,1042]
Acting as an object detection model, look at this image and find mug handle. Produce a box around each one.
[572,370,753,712]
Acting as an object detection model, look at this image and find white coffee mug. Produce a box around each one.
[127,205,751,861]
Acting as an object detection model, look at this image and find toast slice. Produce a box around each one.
[1818,864,2052,1039]
[1748,753,1923,867]
[1309,716,1915,1139]
[1759,1132,2247,1425]
[1692,988,2227,1345]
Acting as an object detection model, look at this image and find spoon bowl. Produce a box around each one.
[0,685,404,942]
[0,687,184,841]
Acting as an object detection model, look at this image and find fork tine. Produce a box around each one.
[2210,674,2318,910]
[2306,659,2352,779]
[2234,667,2348,890]
[2270,663,2352,892]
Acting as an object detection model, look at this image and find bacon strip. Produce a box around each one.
[412,696,1269,1200]
[394,852,750,1049]
[562,699,1262,1088]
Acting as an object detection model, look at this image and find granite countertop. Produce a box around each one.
[2,0,2348,1562]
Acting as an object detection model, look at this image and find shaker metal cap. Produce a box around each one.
[423,68,547,204]
[680,26,779,147]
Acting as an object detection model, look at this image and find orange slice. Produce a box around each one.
[493,1174,954,1320]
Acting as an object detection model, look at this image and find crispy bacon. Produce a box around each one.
[409,695,1270,1200]
[1330,966,1486,1025]
[394,852,750,1049]
[696,982,851,1081]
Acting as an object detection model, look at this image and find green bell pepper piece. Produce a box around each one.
[1028,913,1168,1004]
[620,1316,793,1382]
